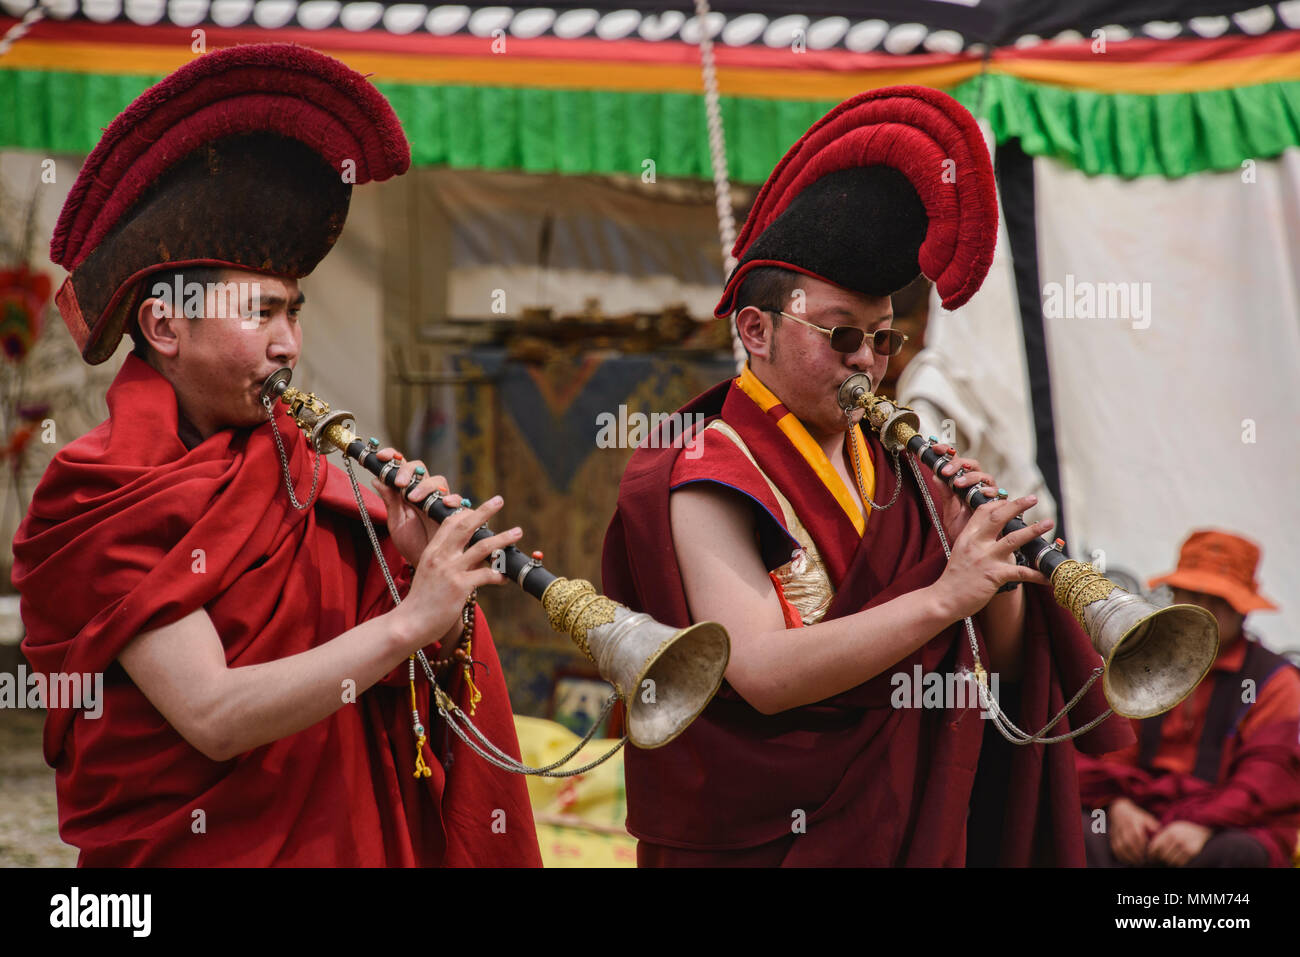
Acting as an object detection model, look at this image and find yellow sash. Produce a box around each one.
[734,364,876,536]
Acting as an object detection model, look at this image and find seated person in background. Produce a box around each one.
[1076,529,1300,867]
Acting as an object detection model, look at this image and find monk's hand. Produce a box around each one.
[933,494,1052,621]
[932,453,997,540]
[394,496,519,650]
[1147,820,1212,868]
[1109,797,1161,865]
[369,447,464,566]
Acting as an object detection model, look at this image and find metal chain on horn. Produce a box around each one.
[905,455,1112,745]
[338,455,628,777]
[692,0,747,374]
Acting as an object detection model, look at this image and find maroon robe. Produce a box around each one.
[601,378,1133,866]
[12,355,541,867]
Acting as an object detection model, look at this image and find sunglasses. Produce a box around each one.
[766,310,909,357]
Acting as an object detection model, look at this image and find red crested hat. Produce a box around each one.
[715,85,997,318]
[50,43,411,365]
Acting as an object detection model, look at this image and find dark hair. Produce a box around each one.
[129,266,228,358]
[732,266,804,359]
[733,266,804,317]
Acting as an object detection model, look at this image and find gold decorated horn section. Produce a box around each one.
[542,578,730,749]
[1052,560,1218,719]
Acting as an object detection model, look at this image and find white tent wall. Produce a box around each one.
[1033,150,1300,655]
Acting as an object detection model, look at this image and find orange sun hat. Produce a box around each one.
[1149,529,1279,615]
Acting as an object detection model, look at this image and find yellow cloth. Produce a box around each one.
[513,715,637,868]
[734,364,876,535]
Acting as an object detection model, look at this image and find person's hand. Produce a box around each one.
[1147,820,1213,867]
[393,496,521,651]
[930,449,998,540]
[931,494,1052,621]
[1109,797,1161,865]
[368,447,464,567]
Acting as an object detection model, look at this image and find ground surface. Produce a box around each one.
[0,710,77,867]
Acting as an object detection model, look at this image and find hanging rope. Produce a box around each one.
[692,0,747,374]
[0,2,46,59]
[0,2,47,59]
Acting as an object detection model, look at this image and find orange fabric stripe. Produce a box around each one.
[995,50,1300,94]
[734,365,873,536]
[0,40,979,94]
[6,34,1296,96]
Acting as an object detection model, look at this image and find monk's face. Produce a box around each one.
[751,276,894,440]
[143,269,303,440]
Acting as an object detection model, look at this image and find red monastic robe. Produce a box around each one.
[601,377,1133,866]
[12,355,541,867]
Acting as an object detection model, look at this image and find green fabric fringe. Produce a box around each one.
[3,67,1299,180]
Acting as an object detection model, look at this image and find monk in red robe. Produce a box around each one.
[601,86,1133,866]
[11,44,540,867]
[1077,530,1300,868]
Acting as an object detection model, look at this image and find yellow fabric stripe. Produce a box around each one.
[6,40,1298,96]
[0,40,978,93]
[994,50,1300,94]
[734,366,873,536]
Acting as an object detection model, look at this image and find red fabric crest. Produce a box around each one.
[718,85,997,315]
[51,44,411,271]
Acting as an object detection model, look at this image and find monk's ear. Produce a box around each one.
[136,282,182,359]
[736,306,775,362]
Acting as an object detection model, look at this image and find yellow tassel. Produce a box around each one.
[462,639,483,716]
[408,656,432,778]
[413,734,432,778]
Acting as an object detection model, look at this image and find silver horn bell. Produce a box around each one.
[1081,585,1219,719]
[540,578,730,749]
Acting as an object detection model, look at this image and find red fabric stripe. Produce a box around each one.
[992,30,1300,64]
[11,17,1293,69]
[11,17,971,70]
